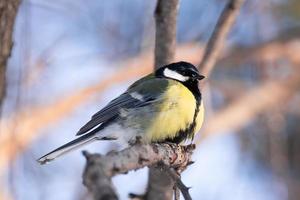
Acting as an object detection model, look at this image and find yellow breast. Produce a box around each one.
[146,81,197,141]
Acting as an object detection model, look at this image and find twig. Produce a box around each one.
[82,143,195,200]
[174,186,180,200]
[162,165,192,200]
[198,0,244,77]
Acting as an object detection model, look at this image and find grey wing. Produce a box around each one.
[76,92,157,136]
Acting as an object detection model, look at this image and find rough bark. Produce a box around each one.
[82,143,195,200]
[0,0,20,109]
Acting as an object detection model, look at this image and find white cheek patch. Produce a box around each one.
[163,68,189,82]
[130,92,144,101]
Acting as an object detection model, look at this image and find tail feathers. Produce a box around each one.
[37,132,98,165]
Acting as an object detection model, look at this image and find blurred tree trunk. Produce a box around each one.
[153,0,178,68]
[146,0,178,200]
[0,0,20,109]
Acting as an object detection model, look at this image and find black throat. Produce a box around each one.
[182,79,201,104]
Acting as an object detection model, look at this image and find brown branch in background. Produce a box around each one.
[220,38,300,67]
[198,0,244,77]
[24,35,67,88]
[154,0,178,68]
[0,0,21,109]
[199,70,300,142]
[0,62,152,173]
[147,0,180,199]
[0,192,12,200]
[82,143,195,200]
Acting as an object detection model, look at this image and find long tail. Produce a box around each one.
[37,132,98,165]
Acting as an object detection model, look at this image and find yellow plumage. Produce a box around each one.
[146,80,203,141]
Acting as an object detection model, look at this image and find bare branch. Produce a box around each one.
[82,143,195,200]
[163,166,192,200]
[198,0,244,77]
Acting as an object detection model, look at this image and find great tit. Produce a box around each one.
[38,61,205,164]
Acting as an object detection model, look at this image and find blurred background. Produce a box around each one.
[1,0,300,199]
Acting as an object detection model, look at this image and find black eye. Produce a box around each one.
[181,71,187,75]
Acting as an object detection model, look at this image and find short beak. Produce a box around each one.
[194,73,205,80]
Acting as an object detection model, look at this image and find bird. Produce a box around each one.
[37,61,205,164]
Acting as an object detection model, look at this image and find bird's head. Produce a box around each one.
[155,61,205,83]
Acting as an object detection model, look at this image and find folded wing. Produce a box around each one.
[76,78,168,136]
